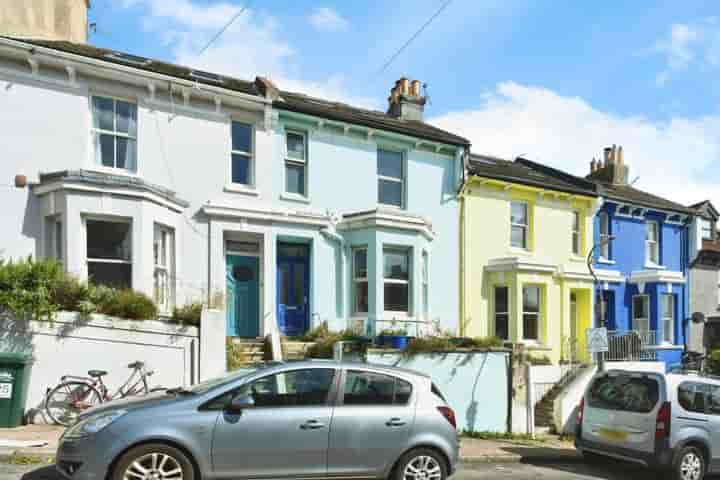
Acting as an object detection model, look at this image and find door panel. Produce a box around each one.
[226,255,259,337]
[277,244,309,337]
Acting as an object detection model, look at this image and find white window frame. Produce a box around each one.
[632,294,650,334]
[377,148,406,209]
[421,251,429,319]
[85,217,133,288]
[572,210,581,255]
[230,121,255,187]
[599,212,611,260]
[284,130,308,198]
[646,220,660,265]
[494,285,510,340]
[510,201,529,249]
[661,294,674,344]
[383,247,411,316]
[352,247,368,315]
[91,95,138,172]
[701,219,714,241]
[522,285,541,341]
[154,224,175,314]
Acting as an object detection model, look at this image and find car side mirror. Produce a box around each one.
[227,394,254,414]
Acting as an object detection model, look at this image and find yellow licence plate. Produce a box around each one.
[599,428,628,441]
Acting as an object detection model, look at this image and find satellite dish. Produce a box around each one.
[692,312,706,324]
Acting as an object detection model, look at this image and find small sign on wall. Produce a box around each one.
[587,327,609,354]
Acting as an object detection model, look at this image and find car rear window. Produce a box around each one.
[587,374,659,413]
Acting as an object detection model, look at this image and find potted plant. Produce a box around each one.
[377,325,410,350]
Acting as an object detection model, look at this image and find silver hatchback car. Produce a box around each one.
[56,361,459,480]
[576,369,720,480]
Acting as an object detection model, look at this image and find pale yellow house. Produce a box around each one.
[461,155,600,364]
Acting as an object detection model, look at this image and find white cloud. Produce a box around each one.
[308,7,349,32]
[431,82,720,207]
[653,18,720,85]
[116,0,375,107]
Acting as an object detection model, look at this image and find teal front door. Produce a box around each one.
[226,255,260,337]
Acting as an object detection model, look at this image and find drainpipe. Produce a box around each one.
[320,224,346,322]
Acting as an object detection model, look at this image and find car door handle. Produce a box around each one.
[386,418,406,427]
[300,420,325,430]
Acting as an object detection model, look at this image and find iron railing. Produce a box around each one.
[602,330,658,361]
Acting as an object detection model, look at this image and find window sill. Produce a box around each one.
[85,166,140,178]
[224,184,260,196]
[644,262,667,270]
[508,247,532,256]
[569,255,585,263]
[280,193,311,204]
[597,257,616,265]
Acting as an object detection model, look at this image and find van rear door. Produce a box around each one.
[582,371,665,454]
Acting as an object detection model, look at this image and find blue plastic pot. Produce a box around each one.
[379,335,410,350]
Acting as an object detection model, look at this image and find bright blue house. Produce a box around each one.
[589,146,694,368]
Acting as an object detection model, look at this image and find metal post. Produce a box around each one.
[587,236,614,371]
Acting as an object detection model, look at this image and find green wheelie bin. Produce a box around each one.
[0,353,33,428]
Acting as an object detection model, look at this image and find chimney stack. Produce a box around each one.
[387,77,427,121]
[588,144,630,185]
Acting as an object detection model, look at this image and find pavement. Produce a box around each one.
[0,425,61,464]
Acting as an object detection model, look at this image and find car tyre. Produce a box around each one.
[673,446,705,480]
[112,443,194,480]
[393,448,447,480]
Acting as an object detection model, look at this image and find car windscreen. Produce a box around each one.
[586,374,659,413]
[188,367,260,395]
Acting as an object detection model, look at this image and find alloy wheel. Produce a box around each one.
[403,455,442,480]
[680,452,702,480]
[123,452,183,480]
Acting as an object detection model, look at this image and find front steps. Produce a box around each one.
[282,340,315,360]
[227,337,316,367]
[534,364,589,430]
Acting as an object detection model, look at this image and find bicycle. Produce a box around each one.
[44,361,163,426]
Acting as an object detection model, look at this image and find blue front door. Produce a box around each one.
[226,255,260,337]
[277,243,310,337]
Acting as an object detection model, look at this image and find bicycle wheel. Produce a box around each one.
[45,381,103,427]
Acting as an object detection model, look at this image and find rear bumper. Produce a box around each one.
[575,433,673,469]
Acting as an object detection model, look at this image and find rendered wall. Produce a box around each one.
[0,0,88,43]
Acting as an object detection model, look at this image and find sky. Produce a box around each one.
[93,0,720,207]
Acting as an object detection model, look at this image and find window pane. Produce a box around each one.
[678,383,708,414]
[495,314,509,340]
[511,225,526,248]
[523,314,538,340]
[572,211,580,231]
[395,378,412,404]
[495,286,508,313]
[355,282,368,313]
[99,134,115,167]
[86,220,131,260]
[285,162,306,195]
[354,249,367,278]
[286,132,305,161]
[573,232,580,254]
[384,283,409,312]
[93,97,114,131]
[88,262,131,289]
[511,202,527,225]
[116,100,137,136]
[231,153,251,184]
[384,250,409,280]
[633,296,648,319]
[378,179,402,207]
[238,369,335,407]
[709,386,720,415]
[116,137,137,171]
[377,149,403,179]
[278,244,309,258]
[646,222,657,241]
[344,371,395,406]
[523,286,540,312]
[588,374,659,413]
[232,122,252,153]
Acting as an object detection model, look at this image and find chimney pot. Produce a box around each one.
[400,78,410,95]
[14,174,27,188]
[410,80,421,97]
[590,158,597,173]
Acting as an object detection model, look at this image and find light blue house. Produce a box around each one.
[589,146,694,368]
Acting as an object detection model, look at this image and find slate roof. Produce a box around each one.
[36,170,189,207]
[593,181,694,215]
[468,154,597,197]
[8,37,469,147]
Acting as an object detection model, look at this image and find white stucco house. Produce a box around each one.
[0,29,470,340]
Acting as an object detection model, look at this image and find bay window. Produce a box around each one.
[353,247,368,315]
[383,248,410,314]
[522,285,540,341]
[702,219,714,240]
[421,251,429,319]
[154,224,175,314]
[92,96,137,172]
[86,219,132,289]
[494,286,509,340]
[662,294,675,344]
[632,295,650,334]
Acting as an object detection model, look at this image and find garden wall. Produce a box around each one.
[0,311,199,423]
[367,349,511,433]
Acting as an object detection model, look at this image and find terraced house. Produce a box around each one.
[0,1,469,345]
[589,145,693,368]
[460,155,599,364]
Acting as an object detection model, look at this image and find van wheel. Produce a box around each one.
[673,446,705,480]
[112,443,194,480]
[393,448,447,480]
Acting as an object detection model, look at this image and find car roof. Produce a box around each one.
[258,360,430,380]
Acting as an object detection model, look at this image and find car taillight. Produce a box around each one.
[656,401,671,440]
[437,406,456,428]
[577,396,584,426]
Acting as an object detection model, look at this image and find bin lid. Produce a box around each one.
[0,352,33,365]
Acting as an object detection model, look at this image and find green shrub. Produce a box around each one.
[226,338,248,371]
[305,326,362,359]
[377,328,408,336]
[50,275,90,312]
[452,336,504,349]
[707,349,720,375]
[171,302,202,326]
[402,336,504,356]
[526,354,552,366]
[0,258,63,320]
[97,289,157,320]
